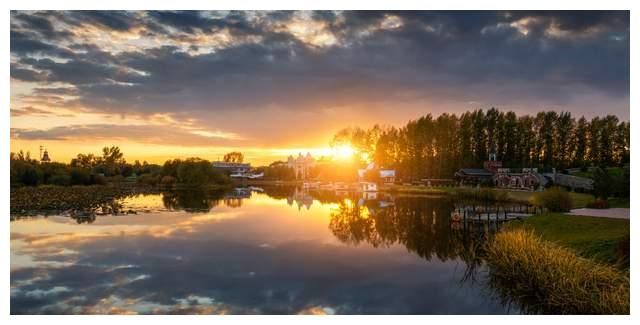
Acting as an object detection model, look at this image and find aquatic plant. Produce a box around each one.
[485,229,629,314]
[9,185,157,216]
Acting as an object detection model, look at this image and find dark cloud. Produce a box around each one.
[10,10,630,134]
[10,124,242,147]
[65,11,140,31]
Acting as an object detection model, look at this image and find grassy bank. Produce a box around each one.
[496,189,595,208]
[505,213,629,269]
[486,229,629,314]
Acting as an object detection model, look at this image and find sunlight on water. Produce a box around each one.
[11,188,516,315]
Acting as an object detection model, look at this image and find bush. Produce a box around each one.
[49,173,71,186]
[137,174,160,187]
[486,229,629,314]
[70,168,91,185]
[586,199,610,209]
[531,187,573,212]
[160,175,177,187]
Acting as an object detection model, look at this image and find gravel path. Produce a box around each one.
[567,208,630,219]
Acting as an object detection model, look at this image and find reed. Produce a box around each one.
[530,187,573,212]
[485,229,629,314]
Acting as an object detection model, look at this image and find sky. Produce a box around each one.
[10,10,630,166]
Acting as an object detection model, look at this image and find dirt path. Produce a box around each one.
[567,208,630,219]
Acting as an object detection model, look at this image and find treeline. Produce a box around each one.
[333,108,629,180]
[10,146,160,187]
[10,146,232,188]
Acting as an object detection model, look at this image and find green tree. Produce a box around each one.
[223,152,244,163]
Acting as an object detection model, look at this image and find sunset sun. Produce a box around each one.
[333,144,356,160]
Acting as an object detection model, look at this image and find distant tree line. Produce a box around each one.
[10,147,233,188]
[10,146,161,187]
[333,108,629,180]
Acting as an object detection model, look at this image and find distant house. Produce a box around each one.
[40,149,51,163]
[543,171,593,191]
[287,152,315,179]
[358,182,378,192]
[357,162,396,184]
[379,169,396,184]
[454,168,494,185]
[212,161,251,174]
[454,154,546,190]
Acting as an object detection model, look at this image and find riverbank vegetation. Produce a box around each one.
[505,213,630,269]
[486,229,629,314]
[10,146,234,189]
[9,185,157,215]
[530,187,573,212]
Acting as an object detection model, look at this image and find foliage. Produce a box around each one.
[334,109,629,181]
[586,199,610,209]
[163,158,231,187]
[592,167,630,199]
[505,213,630,269]
[531,187,573,212]
[486,229,629,314]
[256,164,295,180]
[10,185,154,215]
[223,151,244,163]
[11,146,161,187]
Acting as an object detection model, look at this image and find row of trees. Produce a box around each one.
[333,109,629,180]
[10,147,236,188]
[160,158,231,187]
[10,147,161,187]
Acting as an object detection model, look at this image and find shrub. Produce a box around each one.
[586,199,610,209]
[531,187,573,212]
[70,168,91,185]
[49,173,71,186]
[486,229,629,314]
[160,175,177,187]
[137,174,160,187]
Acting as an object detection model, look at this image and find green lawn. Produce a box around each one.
[572,167,626,179]
[608,197,630,208]
[506,213,630,269]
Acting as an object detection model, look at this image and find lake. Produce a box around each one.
[10,187,519,314]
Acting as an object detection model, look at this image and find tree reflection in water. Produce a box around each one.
[327,193,492,283]
[161,188,252,212]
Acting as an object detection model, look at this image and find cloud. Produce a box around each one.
[9,10,630,144]
[11,106,69,117]
[10,124,244,147]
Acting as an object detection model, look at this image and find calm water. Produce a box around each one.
[10,187,518,314]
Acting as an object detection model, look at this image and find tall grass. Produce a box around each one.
[531,187,573,212]
[485,229,629,314]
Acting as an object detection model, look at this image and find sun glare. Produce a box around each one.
[333,144,355,160]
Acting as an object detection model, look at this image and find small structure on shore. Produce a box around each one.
[40,146,51,163]
[212,161,251,174]
[454,153,546,190]
[288,152,316,179]
[358,181,378,192]
[357,162,396,184]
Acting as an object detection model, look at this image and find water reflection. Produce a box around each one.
[11,186,514,315]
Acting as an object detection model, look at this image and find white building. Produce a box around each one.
[357,162,396,184]
[287,152,315,179]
